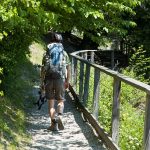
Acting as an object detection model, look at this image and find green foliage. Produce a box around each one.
[119,101,144,150]
[0,68,4,96]
[0,78,28,148]
[0,41,44,149]
[41,0,141,43]
[0,97,29,149]
[0,0,53,92]
[0,0,143,93]
[129,46,150,84]
[98,74,113,132]
[126,1,150,83]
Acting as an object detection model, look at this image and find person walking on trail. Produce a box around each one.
[40,33,70,131]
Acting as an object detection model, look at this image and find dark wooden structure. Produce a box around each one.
[94,50,128,69]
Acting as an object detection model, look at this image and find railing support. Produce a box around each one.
[144,94,150,150]
[111,78,121,145]
[79,61,84,100]
[83,64,91,106]
[91,51,94,63]
[71,57,75,85]
[92,68,100,120]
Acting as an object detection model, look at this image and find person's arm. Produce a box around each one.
[65,65,70,89]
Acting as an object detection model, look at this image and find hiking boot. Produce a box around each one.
[47,119,58,131]
[57,115,64,130]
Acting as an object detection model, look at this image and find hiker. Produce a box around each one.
[41,32,70,131]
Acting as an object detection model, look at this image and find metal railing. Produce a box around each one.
[69,50,150,150]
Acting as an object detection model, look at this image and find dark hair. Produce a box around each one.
[51,33,63,42]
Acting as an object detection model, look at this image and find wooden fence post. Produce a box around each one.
[71,57,75,85]
[92,68,100,120]
[79,61,84,100]
[83,64,91,106]
[91,51,95,63]
[83,52,87,60]
[143,94,150,150]
[70,56,78,90]
[74,59,78,91]
[111,78,121,145]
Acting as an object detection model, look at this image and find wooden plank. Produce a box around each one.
[83,52,87,60]
[74,59,78,91]
[71,57,75,85]
[79,61,84,100]
[83,64,91,106]
[71,57,78,88]
[91,51,95,62]
[69,85,120,150]
[111,78,121,145]
[92,68,100,120]
[143,94,150,150]
[70,52,150,94]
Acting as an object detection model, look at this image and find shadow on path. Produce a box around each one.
[25,88,107,150]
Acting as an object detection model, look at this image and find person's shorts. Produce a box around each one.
[45,78,65,101]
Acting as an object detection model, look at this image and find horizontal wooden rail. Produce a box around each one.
[69,50,150,150]
[71,51,150,95]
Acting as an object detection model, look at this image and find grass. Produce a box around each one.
[74,61,145,150]
[0,41,45,149]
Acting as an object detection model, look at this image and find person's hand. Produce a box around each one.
[64,80,69,89]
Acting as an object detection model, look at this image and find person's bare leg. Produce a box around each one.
[57,100,64,130]
[57,100,64,115]
[48,99,58,131]
[48,99,55,119]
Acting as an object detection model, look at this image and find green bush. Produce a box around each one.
[129,46,150,84]
[0,68,4,96]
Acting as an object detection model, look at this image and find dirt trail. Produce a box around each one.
[24,35,107,150]
[25,86,107,150]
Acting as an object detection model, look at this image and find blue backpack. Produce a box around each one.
[44,43,66,79]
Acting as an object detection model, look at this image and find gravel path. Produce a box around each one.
[24,35,108,150]
[25,85,107,150]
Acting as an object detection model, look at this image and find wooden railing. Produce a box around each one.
[69,50,150,150]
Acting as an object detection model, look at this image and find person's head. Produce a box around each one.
[51,33,63,43]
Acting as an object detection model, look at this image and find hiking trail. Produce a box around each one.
[24,35,107,150]
[25,83,107,150]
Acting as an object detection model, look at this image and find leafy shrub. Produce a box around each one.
[129,46,150,84]
[0,68,4,96]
